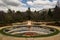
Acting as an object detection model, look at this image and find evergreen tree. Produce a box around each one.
[26,7,31,20]
[48,9,53,17]
[53,5,60,20]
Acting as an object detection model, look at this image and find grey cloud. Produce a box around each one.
[0,3,5,6]
[2,0,20,6]
[28,0,36,1]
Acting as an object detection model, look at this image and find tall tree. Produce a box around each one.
[0,11,6,24]
[48,9,53,17]
[14,11,24,22]
[53,5,60,20]
[5,9,14,23]
[26,7,32,20]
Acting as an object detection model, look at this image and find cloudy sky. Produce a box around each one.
[0,0,58,12]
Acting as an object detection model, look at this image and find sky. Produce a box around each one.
[0,0,59,12]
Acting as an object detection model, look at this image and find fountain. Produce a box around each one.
[25,21,35,36]
[27,21,32,26]
[27,21,32,31]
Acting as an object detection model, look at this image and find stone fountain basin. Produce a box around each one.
[0,25,59,38]
[9,31,49,35]
[3,26,54,36]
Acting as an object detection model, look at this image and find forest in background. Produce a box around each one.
[0,5,60,26]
